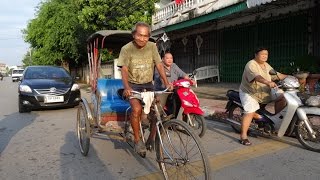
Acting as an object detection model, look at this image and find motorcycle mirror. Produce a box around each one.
[192,70,198,75]
[269,69,277,75]
[269,69,281,80]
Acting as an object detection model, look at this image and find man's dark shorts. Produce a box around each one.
[129,82,154,92]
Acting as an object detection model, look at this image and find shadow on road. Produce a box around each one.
[60,131,160,179]
[206,120,239,143]
[206,119,307,150]
[0,112,37,154]
[60,131,115,179]
[91,132,160,176]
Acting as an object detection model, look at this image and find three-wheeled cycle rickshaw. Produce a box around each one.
[76,30,211,179]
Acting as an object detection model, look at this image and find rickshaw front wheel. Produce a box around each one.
[77,101,91,156]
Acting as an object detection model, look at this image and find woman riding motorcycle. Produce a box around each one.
[238,47,287,145]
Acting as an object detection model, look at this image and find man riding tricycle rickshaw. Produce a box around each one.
[76,22,211,179]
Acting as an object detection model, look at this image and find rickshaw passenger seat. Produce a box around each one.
[97,79,131,114]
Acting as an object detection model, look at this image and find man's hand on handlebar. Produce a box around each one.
[165,83,173,91]
[124,87,133,97]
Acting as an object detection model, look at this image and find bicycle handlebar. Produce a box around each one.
[131,87,171,95]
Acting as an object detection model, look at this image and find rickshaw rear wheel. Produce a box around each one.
[77,101,91,156]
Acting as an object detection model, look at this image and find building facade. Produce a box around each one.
[0,63,7,75]
[152,0,320,82]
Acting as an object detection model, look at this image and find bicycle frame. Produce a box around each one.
[123,90,178,161]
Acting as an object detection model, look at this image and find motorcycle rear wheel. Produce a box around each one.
[296,115,320,152]
[227,105,243,133]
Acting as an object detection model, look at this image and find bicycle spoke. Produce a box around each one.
[156,119,211,179]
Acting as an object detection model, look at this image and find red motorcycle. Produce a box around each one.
[166,76,207,137]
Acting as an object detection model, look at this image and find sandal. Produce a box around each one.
[239,139,252,146]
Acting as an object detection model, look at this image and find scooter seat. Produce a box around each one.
[226,90,241,103]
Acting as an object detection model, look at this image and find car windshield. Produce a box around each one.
[24,67,71,79]
[13,70,24,74]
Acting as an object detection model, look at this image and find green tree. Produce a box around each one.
[23,0,157,66]
[22,50,32,67]
[77,0,158,31]
[23,0,91,67]
[5,66,10,75]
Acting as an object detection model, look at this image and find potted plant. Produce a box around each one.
[290,55,320,94]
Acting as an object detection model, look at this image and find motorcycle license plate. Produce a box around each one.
[44,95,64,103]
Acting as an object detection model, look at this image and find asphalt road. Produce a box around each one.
[0,77,319,180]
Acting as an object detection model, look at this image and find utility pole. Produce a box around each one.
[29,48,32,65]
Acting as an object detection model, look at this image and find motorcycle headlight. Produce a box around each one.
[19,85,32,93]
[71,84,80,91]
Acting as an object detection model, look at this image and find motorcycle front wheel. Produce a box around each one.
[183,114,207,137]
[296,115,320,152]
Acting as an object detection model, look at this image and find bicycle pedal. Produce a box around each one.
[162,114,174,121]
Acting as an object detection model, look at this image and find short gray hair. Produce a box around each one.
[132,22,151,35]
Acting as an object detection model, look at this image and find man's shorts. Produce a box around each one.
[129,82,154,92]
[128,82,154,100]
[239,89,260,114]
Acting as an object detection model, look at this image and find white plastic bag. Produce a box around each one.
[305,95,320,107]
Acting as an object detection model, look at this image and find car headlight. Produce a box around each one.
[71,84,80,91]
[19,85,32,93]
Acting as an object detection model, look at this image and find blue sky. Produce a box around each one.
[0,0,41,66]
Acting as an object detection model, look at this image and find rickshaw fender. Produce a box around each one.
[80,98,94,124]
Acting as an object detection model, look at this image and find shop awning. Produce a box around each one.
[247,0,276,8]
[165,1,247,32]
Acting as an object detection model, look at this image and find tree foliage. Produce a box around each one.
[22,50,32,67]
[77,0,158,31]
[24,0,91,66]
[23,0,157,66]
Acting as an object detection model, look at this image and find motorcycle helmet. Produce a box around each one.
[282,75,300,89]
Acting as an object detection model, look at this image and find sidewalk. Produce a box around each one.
[192,82,239,118]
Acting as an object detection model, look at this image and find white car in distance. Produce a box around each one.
[12,69,24,82]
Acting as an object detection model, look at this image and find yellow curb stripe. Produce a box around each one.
[134,140,289,179]
[211,140,289,170]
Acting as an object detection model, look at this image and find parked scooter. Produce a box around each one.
[166,71,207,137]
[225,69,320,152]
